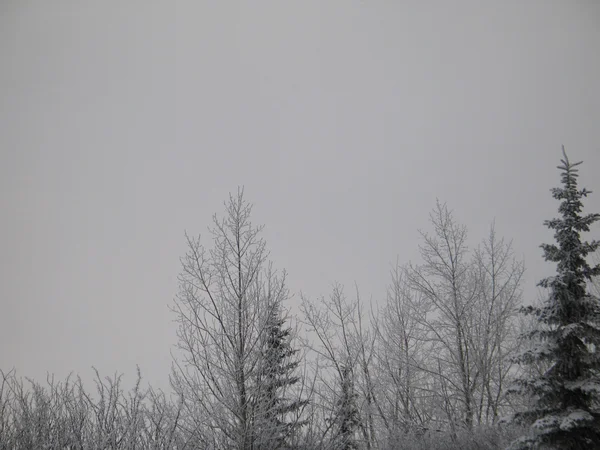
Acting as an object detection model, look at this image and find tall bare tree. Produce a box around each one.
[471,222,524,424]
[300,284,364,449]
[405,202,524,431]
[170,188,296,449]
[406,201,480,431]
[374,263,436,439]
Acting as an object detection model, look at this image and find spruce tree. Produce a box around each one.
[509,147,600,449]
[252,301,308,450]
[332,363,360,450]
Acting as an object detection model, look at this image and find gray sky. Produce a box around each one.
[1,1,599,391]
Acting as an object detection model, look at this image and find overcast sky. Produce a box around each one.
[1,1,599,391]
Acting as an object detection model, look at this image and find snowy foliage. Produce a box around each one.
[251,302,308,449]
[509,148,600,449]
[330,363,361,450]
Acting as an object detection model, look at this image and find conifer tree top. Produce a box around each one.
[539,147,600,290]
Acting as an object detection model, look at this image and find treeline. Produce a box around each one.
[1,150,599,450]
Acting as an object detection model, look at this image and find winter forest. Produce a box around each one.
[1,149,599,450]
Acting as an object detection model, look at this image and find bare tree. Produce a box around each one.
[0,367,187,450]
[170,188,299,449]
[406,201,480,431]
[300,283,379,450]
[141,387,183,449]
[471,222,524,425]
[300,284,359,449]
[373,263,436,440]
[402,202,524,435]
[350,288,378,449]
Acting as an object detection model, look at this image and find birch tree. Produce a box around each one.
[406,201,480,431]
[405,202,524,431]
[170,188,291,449]
[374,263,436,438]
[300,284,364,449]
[471,223,524,424]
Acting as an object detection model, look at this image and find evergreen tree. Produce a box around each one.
[509,148,600,449]
[332,363,360,450]
[252,301,308,450]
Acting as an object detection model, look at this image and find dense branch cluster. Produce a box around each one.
[0,368,184,449]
